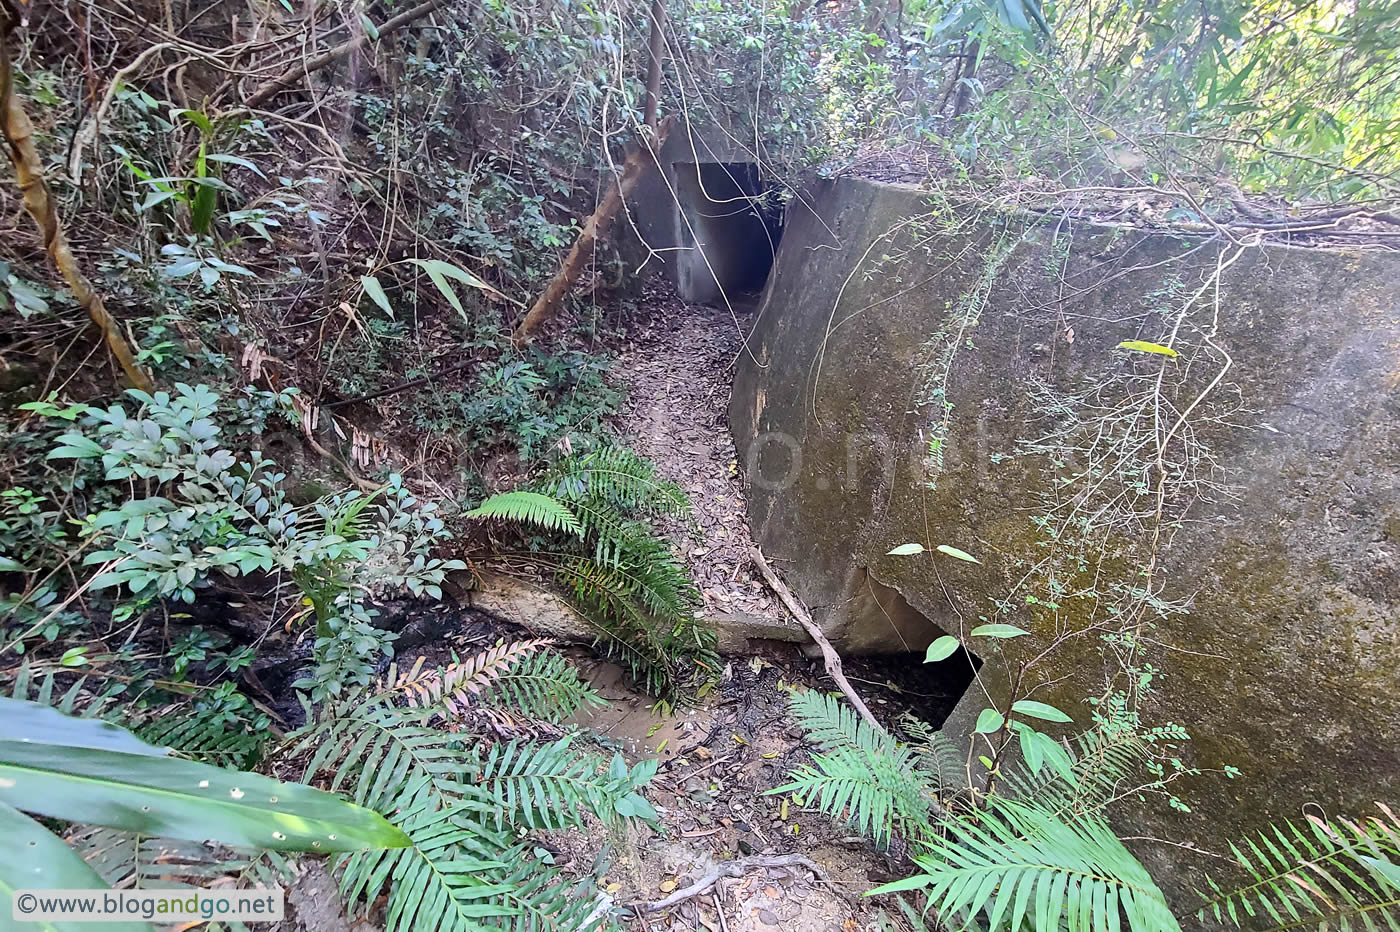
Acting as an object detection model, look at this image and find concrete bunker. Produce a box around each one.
[672,162,783,304]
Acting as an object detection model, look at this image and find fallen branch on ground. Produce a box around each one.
[748,546,889,738]
[638,853,828,914]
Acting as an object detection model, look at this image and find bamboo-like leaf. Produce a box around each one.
[0,803,153,932]
[0,699,409,853]
[360,275,395,317]
[936,544,981,563]
[1116,340,1179,358]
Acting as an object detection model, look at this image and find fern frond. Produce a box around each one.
[470,736,627,831]
[773,744,928,844]
[790,689,892,755]
[476,649,605,722]
[133,709,266,769]
[538,447,689,519]
[473,849,621,932]
[896,713,966,794]
[340,801,516,932]
[1000,725,1152,819]
[542,552,703,698]
[387,639,555,714]
[1192,805,1400,931]
[887,797,1180,932]
[468,491,584,537]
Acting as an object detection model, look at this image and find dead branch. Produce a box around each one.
[748,546,889,738]
[1,15,153,392]
[244,0,449,108]
[512,116,673,346]
[638,854,828,914]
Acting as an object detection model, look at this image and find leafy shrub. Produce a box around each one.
[9,383,464,700]
[781,690,1400,932]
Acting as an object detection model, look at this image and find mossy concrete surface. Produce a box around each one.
[731,176,1400,907]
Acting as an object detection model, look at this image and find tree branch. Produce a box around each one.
[1,13,153,392]
[748,546,889,738]
[244,0,449,108]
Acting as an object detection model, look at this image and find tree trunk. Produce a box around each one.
[1,23,153,392]
[513,116,674,346]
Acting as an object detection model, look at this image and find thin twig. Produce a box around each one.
[637,854,827,914]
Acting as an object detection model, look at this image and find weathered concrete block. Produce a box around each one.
[731,176,1400,905]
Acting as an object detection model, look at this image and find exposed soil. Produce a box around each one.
[610,282,787,625]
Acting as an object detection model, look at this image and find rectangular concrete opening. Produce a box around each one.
[672,162,783,304]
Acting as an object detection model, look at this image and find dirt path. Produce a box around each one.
[611,284,786,625]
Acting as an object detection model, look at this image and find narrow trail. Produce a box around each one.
[612,283,785,625]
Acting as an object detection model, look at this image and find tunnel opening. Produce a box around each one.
[843,569,983,729]
[672,161,783,304]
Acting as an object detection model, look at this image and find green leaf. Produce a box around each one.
[974,708,1005,734]
[1116,340,1179,358]
[0,699,410,853]
[887,543,925,556]
[169,108,214,135]
[407,258,517,307]
[0,803,152,932]
[205,152,267,178]
[0,701,168,755]
[45,435,104,460]
[924,636,961,663]
[971,623,1030,639]
[1012,700,1073,723]
[936,544,981,563]
[360,275,395,317]
[0,556,26,572]
[359,12,381,39]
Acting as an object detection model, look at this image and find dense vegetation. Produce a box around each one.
[0,0,1396,927]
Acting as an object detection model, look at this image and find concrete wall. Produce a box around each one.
[730,176,1400,906]
[622,124,778,303]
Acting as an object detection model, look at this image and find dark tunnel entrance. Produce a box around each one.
[673,162,783,304]
[844,569,984,729]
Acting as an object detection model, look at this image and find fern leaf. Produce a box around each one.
[470,736,631,831]
[476,649,605,722]
[538,448,689,519]
[881,798,1180,932]
[388,639,554,714]
[468,491,584,537]
[1192,805,1400,931]
[774,744,927,844]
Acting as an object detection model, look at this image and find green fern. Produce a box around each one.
[133,706,267,769]
[468,490,584,537]
[875,797,1180,932]
[470,447,715,699]
[1192,805,1400,931]
[477,649,606,722]
[536,446,689,520]
[773,690,933,844]
[897,712,966,794]
[287,666,655,932]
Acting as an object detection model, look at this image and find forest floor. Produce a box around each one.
[275,286,921,931]
[608,282,786,625]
